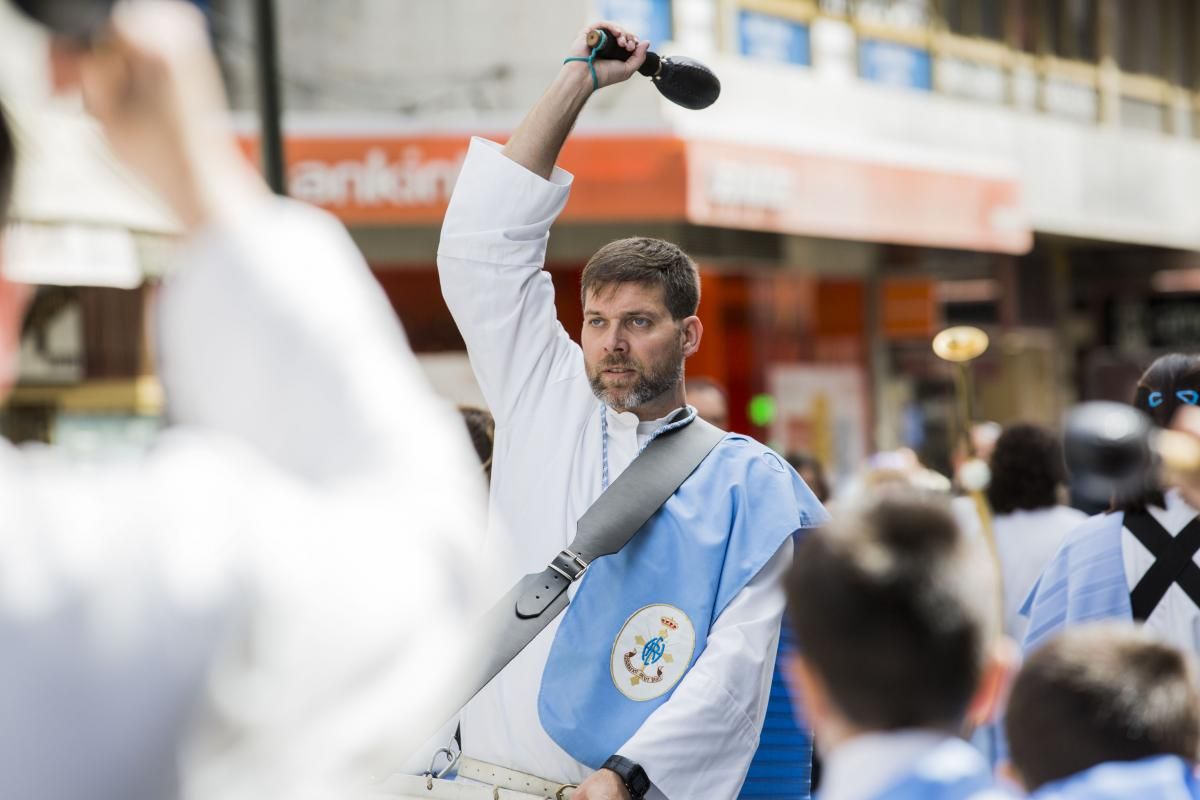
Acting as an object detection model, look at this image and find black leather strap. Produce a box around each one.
[1125,511,1200,621]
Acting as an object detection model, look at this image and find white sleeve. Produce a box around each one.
[0,199,491,800]
[437,137,583,425]
[618,538,794,800]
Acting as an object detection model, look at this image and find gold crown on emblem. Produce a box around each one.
[661,616,679,631]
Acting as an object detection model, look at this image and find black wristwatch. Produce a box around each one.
[602,755,651,800]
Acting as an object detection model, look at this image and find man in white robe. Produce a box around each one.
[437,21,825,800]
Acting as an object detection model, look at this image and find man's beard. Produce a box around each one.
[588,343,684,413]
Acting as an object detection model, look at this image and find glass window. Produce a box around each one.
[1116,0,1165,76]
[942,0,1005,40]
[1007,0,1039,53]
[853,0,932,29]
[1046,0,1097,61]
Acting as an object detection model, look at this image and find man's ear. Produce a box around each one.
[681,315,702,358]
[965,635,1019,729]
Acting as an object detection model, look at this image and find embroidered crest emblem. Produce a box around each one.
[610,604,696,701]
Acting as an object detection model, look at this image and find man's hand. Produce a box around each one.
[564,21,650,90]
[573,768,632,800]
[502,21,651,179]
[76,1,268,231]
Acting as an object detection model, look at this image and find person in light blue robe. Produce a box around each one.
[1006,623,1200,800]
[781,494,1014,800]
[1022,354,1200,656]
[1030,756,1200,799]
[870,738,1013,800]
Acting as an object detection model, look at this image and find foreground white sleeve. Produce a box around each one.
[0,199,490,800]
[437,138,581,425]
[618,538,794,800]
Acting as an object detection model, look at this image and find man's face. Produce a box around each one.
[582,282,686,413]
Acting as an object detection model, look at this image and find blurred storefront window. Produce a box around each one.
[1046,0,1098,62]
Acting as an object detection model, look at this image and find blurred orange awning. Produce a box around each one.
[238,133,1030,254]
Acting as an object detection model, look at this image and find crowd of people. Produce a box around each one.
[5,6,1200,800]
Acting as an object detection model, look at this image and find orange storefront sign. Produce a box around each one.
[685,140,1030,254]
[238,135,688,225]
[240,133,1030,253]
[882,278,940,339]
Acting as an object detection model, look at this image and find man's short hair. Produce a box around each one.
[580,237,700,320]
[787,495,995,731]
[1006,623,1200,792]
[1,101,14,226]
[986,423,1067,515]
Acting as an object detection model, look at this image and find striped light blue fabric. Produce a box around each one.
[739,616,812,799]
[1021,512,1131,655]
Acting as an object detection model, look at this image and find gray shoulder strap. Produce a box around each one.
[445,416,726,726]
[516,415,726,617]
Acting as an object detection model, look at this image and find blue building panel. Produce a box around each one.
[594,0,673,46]
[737,9,811,67]
[859,39,933,91]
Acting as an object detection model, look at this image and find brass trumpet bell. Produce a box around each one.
[932,326,990,363]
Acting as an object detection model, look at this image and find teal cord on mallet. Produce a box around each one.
[563,29,606,91]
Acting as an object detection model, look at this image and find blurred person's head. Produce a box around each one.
[580,237,702,420]
[986,423,1067,515]
[0,102,33,401]
[685,376,728,429]
[971,421,1002,462]
[784,495,1010,753]
[1005,623,1200,792]
[786,451,830,503]
[458,405,495,482]
[1118,353,1200,512]
[1136,354,1200,428]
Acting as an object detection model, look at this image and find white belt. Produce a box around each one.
[458,757,577,799]
[370,758,576,800]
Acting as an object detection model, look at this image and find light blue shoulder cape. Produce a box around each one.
[538,434,827,768]
[865,738,1014,800]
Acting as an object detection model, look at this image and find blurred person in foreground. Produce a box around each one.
[786,452,830,504]
[685,376,729,430]
[1173,404,1200,509]
[1005,623,1200,798]
[0,4,486,799]
[784,495,1015,800]
[987,424,1087,642]
[1022,354,1200,656]
[437,20,827,800]
[459,405,495,483]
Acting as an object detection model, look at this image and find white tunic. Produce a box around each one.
[994,505,1088,642]
[438,138,791,800]
[0,199,488,800]
[1121,489,1200,652]
[819,731,957,800]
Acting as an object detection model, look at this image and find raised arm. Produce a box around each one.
[437,24,648,425]
[504,24,649,178]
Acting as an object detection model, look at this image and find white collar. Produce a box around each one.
[1154,488,1198,528]
[819,730,956,800]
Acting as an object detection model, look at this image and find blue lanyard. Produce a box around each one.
[600,404,698,492]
